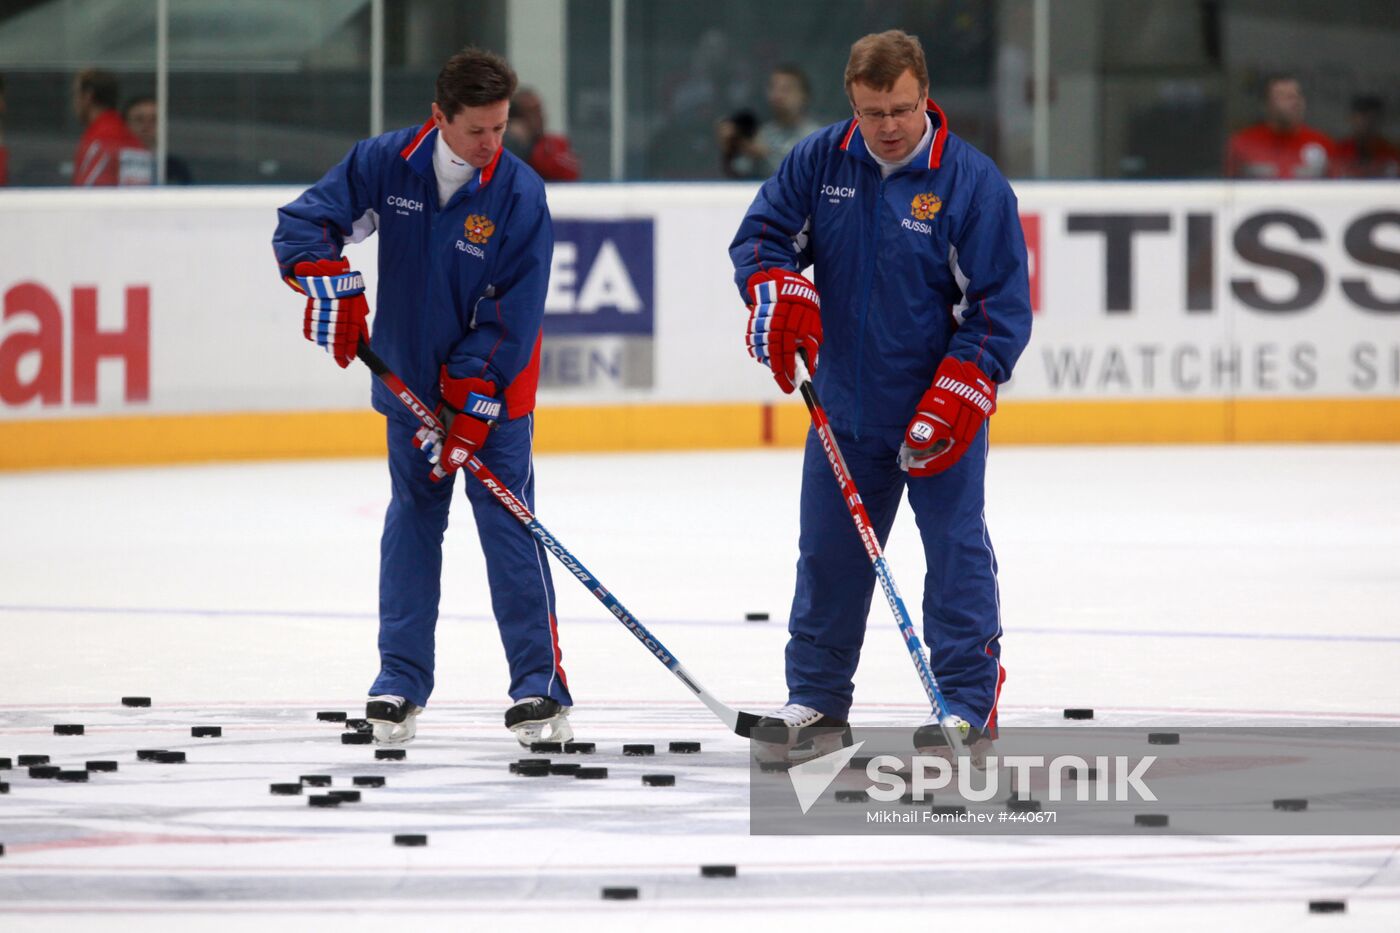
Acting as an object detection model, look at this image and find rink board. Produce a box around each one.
[0,181,1397,467]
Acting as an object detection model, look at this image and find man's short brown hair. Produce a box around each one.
[76,68,120,110]
[844,30,928,96]
[436,47,517,118]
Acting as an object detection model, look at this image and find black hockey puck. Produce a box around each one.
[121,696,151,707]
[835,789,868,803]
[344,718,371,733]
[153,751,186,764]
[601,887,638,900]
[56,770,89,782]
[1008,797,1042,813]
[29,765,60,778]
[745,612,769,622]
[307,794,341,808]
[550,763,581,775]
[341,732,373,745]
[1063,708,1094,720]
[191,726,222,738]
[530,741,563,754]
[510,759,551,773]
[622,744,655,756]
[929,804,968,816]
[563,741,595,754]
[515,764,550,777]
[642,774,675,786]
[375,749,406,761]
[1273,798,1308,811]
[758,760,791,773]
[574,767,609,779]
[669,741,701,754]
[1068,767,1099,780]
[1147,732,1180,745]
[86,761,118,772]
[329,790,361,803]
[53,724,85,735]
[300,775,332,787]
[0,783,8,794]
[352,776,386,787]
[393,834,427,847]
[1135,813,1169,827]
[0,757,10,769]
[270,783,302,795]
[1308,900,1345,914]
[17,755,48,766]
[135,750,164,761]
[316,711,348,722]
[701,865,737,877]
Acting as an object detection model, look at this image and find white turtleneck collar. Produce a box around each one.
[433,131,477,208]
[870,113,933,178]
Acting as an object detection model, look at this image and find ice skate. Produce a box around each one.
[750,703,852,764]
[912,713,994,769]
[505,697,573,746]
[365,695,422,745]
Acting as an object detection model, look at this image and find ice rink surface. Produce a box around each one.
[3,443,1399,931]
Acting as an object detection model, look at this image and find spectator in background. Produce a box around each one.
[719,65,822,180]
[72,68,153,186]
[0,74,9,186]
[123,96,194,184]
[1226,74,1333,179]
[504,87,580,181]
[1334,95,1400,178]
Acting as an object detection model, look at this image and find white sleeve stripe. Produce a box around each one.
[348,208,379,245]
[948,243,971,324]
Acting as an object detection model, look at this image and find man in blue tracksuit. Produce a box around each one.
[272,47,573,747]
[730,31,1031,748]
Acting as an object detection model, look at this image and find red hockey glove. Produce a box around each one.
[899,358,997,477]
[745,268,822,394]
[290,258,369,369]
[414,366,500,483]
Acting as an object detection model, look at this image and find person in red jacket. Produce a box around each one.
[504,87,580,181]
[1334,95,1400,178]
[71,68,153,186]
[1226,74,1334,179]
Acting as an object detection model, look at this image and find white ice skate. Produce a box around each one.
[751,703,852,764]
[505,697,573,746]
[912,712,994,769]
[365,695,422,745]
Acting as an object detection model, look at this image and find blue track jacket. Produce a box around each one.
[730,101,1032,434]
[274,120,552,421]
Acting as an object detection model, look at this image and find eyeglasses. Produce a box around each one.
[855,103,922,123]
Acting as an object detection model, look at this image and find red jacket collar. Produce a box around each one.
[399,117,504,193]
[838,97,950,170]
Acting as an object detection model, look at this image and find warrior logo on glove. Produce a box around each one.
[413,366,498,483]
[899,357,998,477]
[288,257,371,369]
[745,268,823,395]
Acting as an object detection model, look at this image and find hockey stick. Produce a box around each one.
[791,351,968,757]
[355,340,762,739]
